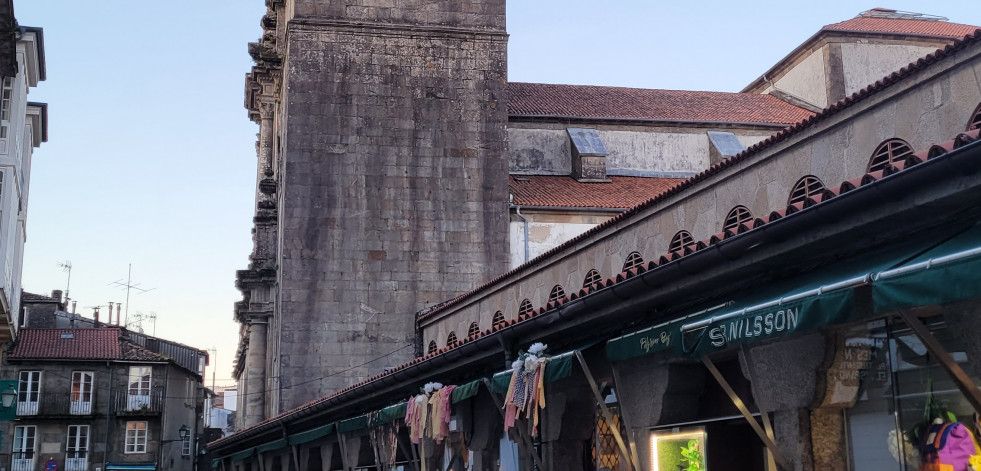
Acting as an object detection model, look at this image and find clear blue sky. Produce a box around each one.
[16,1,981,384]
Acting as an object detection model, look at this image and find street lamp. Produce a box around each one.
[0,385,16,409]
[178,425,190,441]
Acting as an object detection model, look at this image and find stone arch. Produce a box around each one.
[668,230,694,253]
[787,175,826,206]
[723,205,753,232]
[621,251,643,272]
[583,269,602,288]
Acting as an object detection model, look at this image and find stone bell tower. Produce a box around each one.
[235,0,510,423]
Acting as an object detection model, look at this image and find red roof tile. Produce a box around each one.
[507,82,814,124]
[11,329,121,360]
[824,16,979,39]
[9,328,168,362]
[510,175,686,209]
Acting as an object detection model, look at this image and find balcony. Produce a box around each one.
[111,391,163,415]
[16,393,98,418]
[65,457,88,471]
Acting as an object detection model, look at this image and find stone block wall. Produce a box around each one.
[274,7,509,410]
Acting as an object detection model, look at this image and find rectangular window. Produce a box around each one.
[127,366,151,410]
[12,425,36,471]
[70,371,94,415]
[0,77,12,139]
[181,432,192,456]
[66,425,89,471]
[17,371,41,416]
[125,421,148,454]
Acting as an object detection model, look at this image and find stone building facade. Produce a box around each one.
[231,1,981,432]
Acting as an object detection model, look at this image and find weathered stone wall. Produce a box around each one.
[508,124,775,176]
[274,7,510,410]
[419,38,981,348]
[769,46,829,108]
[841,42,947,97]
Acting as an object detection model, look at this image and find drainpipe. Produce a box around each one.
[514,205,530,263]
[103,362,113,471]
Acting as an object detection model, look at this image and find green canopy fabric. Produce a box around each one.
[370,402,407,426]
[256,438,286,454]
[228,448,255,462]
[489,351,575,394]
[607,225,977,361]
[338,414,368,433]
[451,380,480,403]
[288,423,334,446]
[874,223,981,313]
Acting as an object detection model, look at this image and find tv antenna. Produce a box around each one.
[57,260,72,303]
[108,264,156,326]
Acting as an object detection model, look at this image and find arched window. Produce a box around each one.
[492,311,505,329]
[723,206,753,232]
[668,231,694,253]
[583,269,602,288]
[548,285,566,303]
[867,139,913,173]
[621,252,643,272]
[446,332,457,346]
[969,103,981,131]
[467,322,480,338]
[518,299,533,317]
[787,175,826,205]
[427,341,437,355]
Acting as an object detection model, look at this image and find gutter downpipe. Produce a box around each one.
[514,205,530,263]
[104,362,113,471]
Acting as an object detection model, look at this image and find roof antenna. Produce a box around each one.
[108,264,156,326]
[57,260,72,306]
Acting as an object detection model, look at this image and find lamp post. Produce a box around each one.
[0,382,18,421]
[178,425,190,442]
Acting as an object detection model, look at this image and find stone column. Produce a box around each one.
[242,316,268,427]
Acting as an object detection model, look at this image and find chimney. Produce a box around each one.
[117,304,122,325]
[51,290,63,302]
[71,301,77,314]
[567,128,610,182]
[94,308,100,327]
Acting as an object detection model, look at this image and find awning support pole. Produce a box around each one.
[740,345,778,471]
[290,445,300,471]
[336,429,351,471]
[574,350,638,471]
[397,432,420,471]
[256,452,265,471]
[898,310,981,415]
[609,365,642,470]
[700,356,790,471]
[480,378,547,471]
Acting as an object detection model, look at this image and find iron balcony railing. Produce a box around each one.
[16,392,98,417]
[111,390,164,415]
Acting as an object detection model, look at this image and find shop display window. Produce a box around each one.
[650,428,707,471]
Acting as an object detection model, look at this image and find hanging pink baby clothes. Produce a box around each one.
[405,394,429,444]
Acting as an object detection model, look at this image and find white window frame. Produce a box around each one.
[127,366,151,411]
[70,371,94,415]
[17,370,41,416]
[124,421,148,454]
[12,425,36,471]
[0,76,13,139]
[66,425,89,471]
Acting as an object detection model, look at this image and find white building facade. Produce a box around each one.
[0,26,46,344]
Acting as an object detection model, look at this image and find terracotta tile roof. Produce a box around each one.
[824,16,979,39]
[506,82,814,125]
[8,328,168,362]
[510,175,686,209]
[10,328,121,360]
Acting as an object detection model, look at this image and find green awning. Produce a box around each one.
[256,438,286,454]
[369,402,407,426]
[338,414,368,433]
[489,351,576,394]
[106,464,156,471]
[874,223,981,313]
[288,423,334,446]
[229,448,255,462]
[451,380,480,403]
[607,225,979,361]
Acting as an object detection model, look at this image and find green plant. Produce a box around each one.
[680,439,702,471]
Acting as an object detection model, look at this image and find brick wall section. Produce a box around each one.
[274,8,509,411]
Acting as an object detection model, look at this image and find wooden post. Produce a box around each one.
[610,364,642,470]
[573,350,637,471]
[898,310,981,414]
[701,356,791,471]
